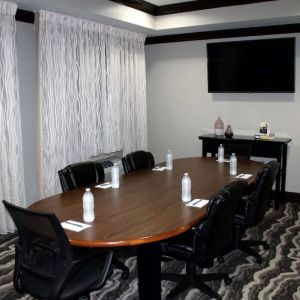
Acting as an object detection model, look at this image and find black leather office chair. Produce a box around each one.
[58,161,105,192]
[58,160,129,279]
[161,179,248,300]
[223,143,253,160]
[2,200,113,300]
[122,150,155,174]
[232,160,279,263]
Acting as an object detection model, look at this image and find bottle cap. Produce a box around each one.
[86,188,90,192]
[220,144,223,147]
[232,153,235,155]
[184,172,188,176]
[113,162,117,166]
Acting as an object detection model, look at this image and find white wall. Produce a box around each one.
[16,22,39,205]
[145,34,300,193]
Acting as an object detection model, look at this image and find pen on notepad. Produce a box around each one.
[193,200,201,205]
[190,199,202,205]
[65,221,83,228]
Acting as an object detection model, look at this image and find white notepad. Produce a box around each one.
[95,182,112,189]
[235,174,253,179]
[152,166,167,171]
[61,220,91,232]
[216,159,230,163]
[186,199,209,208]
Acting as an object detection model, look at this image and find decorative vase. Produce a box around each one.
[214,116,224,136]
[225,124,233,138]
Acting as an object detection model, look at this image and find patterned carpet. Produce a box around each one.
[1,202,300,300]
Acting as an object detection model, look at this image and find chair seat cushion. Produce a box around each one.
[61,255,109,299]
[21,253,109,300]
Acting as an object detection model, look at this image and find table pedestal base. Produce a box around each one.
[137,243,161,300]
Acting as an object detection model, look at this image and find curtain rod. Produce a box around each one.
[16,9,35,24]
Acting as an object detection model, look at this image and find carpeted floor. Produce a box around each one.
[1,202,300,300]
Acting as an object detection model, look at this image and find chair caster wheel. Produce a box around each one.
[217,256,224,263]
[256,257,262,264]
[224,277,232,285]
[263,243,269,250]
[121,271,129,279]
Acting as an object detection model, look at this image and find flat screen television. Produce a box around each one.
[207,37,295,93]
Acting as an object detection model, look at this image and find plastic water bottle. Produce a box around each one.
[181,173,191,202]
[217,144,224,163]
[166,149,173,170]
[83,188,95,222]
[111,163,120,188]
[230,153,237,176]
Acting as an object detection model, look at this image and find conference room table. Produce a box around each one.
[29,157,263,300]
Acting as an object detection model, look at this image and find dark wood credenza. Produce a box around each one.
[199,134,291,208]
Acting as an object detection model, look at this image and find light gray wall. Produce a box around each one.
[16,22,39,205]
[145,34,300,193]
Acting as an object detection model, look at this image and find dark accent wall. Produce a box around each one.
[146,23,300,44]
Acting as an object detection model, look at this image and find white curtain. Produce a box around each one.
[0,1,26,233]
[38,11,147,197]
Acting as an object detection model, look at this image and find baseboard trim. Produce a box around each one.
[285,192,300,203]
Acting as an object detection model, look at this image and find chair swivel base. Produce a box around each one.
[112,258,130,279]
[239,239,269,264]
[162,262,231,300]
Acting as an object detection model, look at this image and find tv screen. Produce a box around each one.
[207,38,295,93]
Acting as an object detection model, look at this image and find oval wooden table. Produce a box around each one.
[29,157,263,300]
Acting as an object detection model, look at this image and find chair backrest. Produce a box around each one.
[193,179,248,263]
[245,160,279,225]
[122,150,155,174]
[2,200,73,298]
[58,161,105,192]
[223,143,253,160]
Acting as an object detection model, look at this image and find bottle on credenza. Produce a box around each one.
[217,144,224,163]
[111,163,120,188]
[214,116,224,136]
[229,153,237,176]
[181,173,191,202]
[166,149,173,170]
[225,124,234,138]
[83,188,95,222]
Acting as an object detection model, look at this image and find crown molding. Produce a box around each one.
[110,0,277,16]
[145,23,300,44]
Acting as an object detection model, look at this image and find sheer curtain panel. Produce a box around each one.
[0,1,26,233]
[38,11,147,197]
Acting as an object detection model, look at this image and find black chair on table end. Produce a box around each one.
[2,200,112,300]
[160,179,248,300]
[58,161,105,193]
[122,151,155,174]
[232,160,280,263]
[58,160,129,279]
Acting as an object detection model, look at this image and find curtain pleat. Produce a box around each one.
[0,1,26,233]
[38,11,147,197]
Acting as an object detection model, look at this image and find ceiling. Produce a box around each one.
[15,0,300,37]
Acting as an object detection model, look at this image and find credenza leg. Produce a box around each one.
[137,243,161,300]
